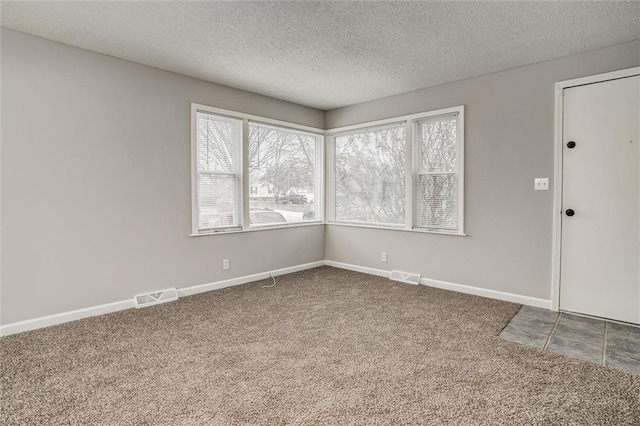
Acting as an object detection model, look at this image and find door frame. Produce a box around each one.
[551,66,640,311]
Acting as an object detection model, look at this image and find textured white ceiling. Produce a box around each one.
[2,1,639,110]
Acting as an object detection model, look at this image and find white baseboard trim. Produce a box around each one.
[324,260,389,278]
[177,261,326,297]
[0,259,552,336]
[421,277,552,310]
[0,260,326,337]
[0,299,135,337]
[325,260,552,310]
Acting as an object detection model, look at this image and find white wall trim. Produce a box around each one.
[0,261,325,337]
[2,258,555,336]
[177,261,325,297]
[325,260,551,309]
[554,67,640,91]
[421,277,551,310]
[551,66,640,312]
[324,260,390,278]
[0,299,136,337]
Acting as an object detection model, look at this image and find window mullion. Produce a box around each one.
[242,118,250,230]
[317,134,326,222]
[405,120,413,230]
[326,135,335,222]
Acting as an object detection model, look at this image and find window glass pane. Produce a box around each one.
[196,112,242,231]
[417,173,457,229]
[333,125,406,225]
[198,173,239,229]
[197,113,241,173]
[418,116,457,173]
[252,209,287,225]
[249,122,320,227]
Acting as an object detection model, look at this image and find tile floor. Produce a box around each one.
[499,306,640,375]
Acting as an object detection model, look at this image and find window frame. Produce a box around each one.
[412,110,464,234]
[247,119,324,230]
[326,105,465,236]
[191,103,325,236]
[193,111,244,233]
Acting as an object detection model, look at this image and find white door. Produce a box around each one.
[560,74,640,325]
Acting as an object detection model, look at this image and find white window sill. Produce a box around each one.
[326,221,467,236]
[190,221,324,237]
[190,221,467,237]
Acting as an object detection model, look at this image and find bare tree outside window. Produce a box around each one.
[194,105,462,235]
[333,125,406,225]
[249,123,320,226]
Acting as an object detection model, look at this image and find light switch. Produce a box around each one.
[534,178,549,191]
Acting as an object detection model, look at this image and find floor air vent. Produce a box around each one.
[134,288,178,308]
[390,270,421,285]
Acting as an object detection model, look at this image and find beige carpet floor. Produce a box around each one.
[1,266,639,425]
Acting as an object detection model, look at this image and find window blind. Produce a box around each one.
[415,113,459,231]
[195,111,243,231]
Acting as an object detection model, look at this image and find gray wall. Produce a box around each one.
[2,28,639,325]
[1,30,325,324]
[325,40,640,300]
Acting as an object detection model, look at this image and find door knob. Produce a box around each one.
[565,209,575,216]
[567,141,576,148]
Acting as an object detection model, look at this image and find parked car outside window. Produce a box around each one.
[277,193,308,205]
[302,201,315,220]
[200,208,287,229]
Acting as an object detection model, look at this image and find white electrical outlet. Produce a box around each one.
[534,178,549,191]
[381,252,388,262]
[222,259,229,270]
